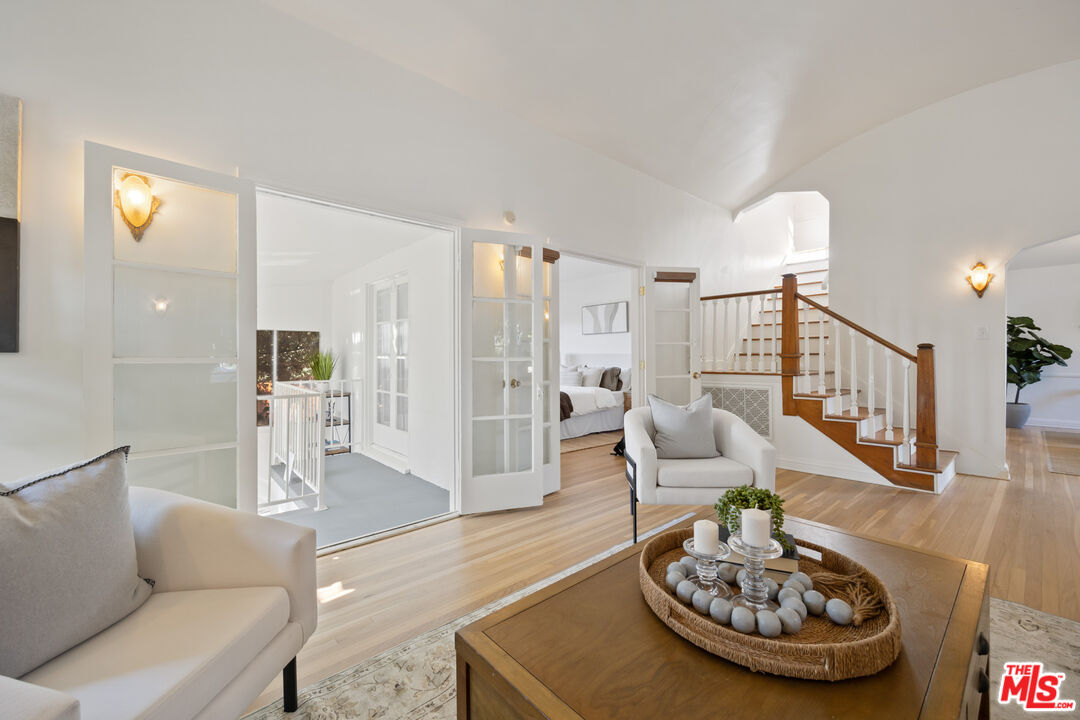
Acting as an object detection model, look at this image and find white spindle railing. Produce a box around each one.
[771,291,779,372]
[803,299,811,379]
[848,328,858,416]
[818,311,826,394]
[721,298,729,370]
[262,381,325,513]
[866,338,875,419]
[743,297,753,371]
[885,350,893,431]
[902,358,911,459]
[833,318,841,394]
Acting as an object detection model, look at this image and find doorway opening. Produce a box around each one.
[556,255,638,454]
[255,190,456,549]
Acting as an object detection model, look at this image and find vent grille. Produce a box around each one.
[706,385,772,438]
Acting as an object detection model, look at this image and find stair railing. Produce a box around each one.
[700,289,779,373]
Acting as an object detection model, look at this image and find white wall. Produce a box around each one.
[331,232,455,491]
[0,0,728,478]
[257,282,332,345]
[559,263,633,363]
[1006,262,1080,429]
[757,59,1080,479]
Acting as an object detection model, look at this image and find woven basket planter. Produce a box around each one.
[640,527,902,681]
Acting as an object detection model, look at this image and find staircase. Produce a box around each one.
[700,261,957,493]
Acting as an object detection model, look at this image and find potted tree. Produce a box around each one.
[1006,316,1072,428]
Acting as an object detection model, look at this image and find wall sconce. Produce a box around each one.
[966,262,994,298]
[153,298,169,313]
[114,173,160,241]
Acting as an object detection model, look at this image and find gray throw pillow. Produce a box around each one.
[599,367,622,391]
[648,394,720,459]
[0,447,152,678]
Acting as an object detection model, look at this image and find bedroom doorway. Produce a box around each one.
[557,255,639,454]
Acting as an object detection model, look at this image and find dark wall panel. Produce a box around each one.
[0,217,17,352]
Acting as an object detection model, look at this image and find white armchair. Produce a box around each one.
[624,407,776,541]
[5,487,317,720]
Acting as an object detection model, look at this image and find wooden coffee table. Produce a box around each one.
[456,513,990,719]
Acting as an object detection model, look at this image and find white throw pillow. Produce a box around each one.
[581,366,604,387]
[0,447,152,678]
[560,370,583,386]
[560,363,578,372]
[648,394,720,459]
[619,367,631,391]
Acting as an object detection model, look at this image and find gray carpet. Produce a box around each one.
[277,453,450,548]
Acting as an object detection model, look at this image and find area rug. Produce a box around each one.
[244,512,695,720]
[247,538,1080,720]
[1044,430,1080,476]
[559,431,622,454]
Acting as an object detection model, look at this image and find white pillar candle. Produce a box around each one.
[741,508,771,548]
[693,519,720,555]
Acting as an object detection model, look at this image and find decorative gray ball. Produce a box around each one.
[731,606,756,634]
[765,578,779,600]
[667,562,687,578]
[826,598,854,626]
[790,571,814,590]
[709,597,733,624]
[777,587,801,604]
[676,580,697,604]
[717,563,739,584]
[692,589,713,614]
[680,556,698,575]
[782,578,807,594]
[780,596,808,621]
[776,606,803,634]
[736,569,748,588]
[665,571,686,591]
[756,610,782,638]
[802,590,826,616]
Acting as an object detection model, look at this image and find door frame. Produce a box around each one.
[83,142,257,510]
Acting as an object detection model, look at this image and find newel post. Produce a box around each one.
[781,273,799,415]
[914,343,938,469]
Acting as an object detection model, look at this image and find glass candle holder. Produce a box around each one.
[728,533,784,612]
[682,537,733,598]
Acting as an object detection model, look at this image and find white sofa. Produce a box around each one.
[624,407,776,541]
[2,487,317,720]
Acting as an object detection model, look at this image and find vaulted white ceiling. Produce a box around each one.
[261,0,1080,209]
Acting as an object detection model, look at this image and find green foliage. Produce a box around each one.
[714,486,791,552]
[309,350,337,381]
[1007,316,1072,403]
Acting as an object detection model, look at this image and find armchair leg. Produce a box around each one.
[283,657,298,712]
[630,487,638,544]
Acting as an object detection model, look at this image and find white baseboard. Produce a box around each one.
[1027,418,1080,430]
[776,457,892,487]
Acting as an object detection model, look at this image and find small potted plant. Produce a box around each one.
[715,486,792,552]
[1007,316,1072,428]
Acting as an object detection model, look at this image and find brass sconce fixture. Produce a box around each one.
[114,173,160,241]
[966,262,993,298]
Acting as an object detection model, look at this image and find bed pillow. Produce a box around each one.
[560,363,578,372]
[0,447,152,678]
[581,366,604,387]
[599,367,622,391]
[647,394,720,459]
[560,370,583,386]
[619,367,631,391]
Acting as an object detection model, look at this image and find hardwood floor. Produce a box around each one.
[559,430,623,453]
[251,425,1079,710]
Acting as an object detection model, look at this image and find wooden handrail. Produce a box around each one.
[795,293,917,362]
[700,288,776,302]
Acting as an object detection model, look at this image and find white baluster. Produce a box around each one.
[849,328,858,416]
[818,311,826,394]
[803,300,810,378]
[733,297,742,370]
[701,299,707,369]
[757,295,765,372]
[722,298,730,370]
[771,292,779,372]
[711,300,719,371]
[902,358,911,461]
[885,350,893,431]
[866,338,875,419]
[833,318,841,394]
[744,296,753,372]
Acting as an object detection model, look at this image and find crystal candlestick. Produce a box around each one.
[682,537,732,598]
[728,533,784,612]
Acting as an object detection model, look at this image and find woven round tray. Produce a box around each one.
[640,528,902,681]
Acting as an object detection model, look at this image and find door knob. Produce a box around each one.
[692,372,701,379]
[510,378,521,388]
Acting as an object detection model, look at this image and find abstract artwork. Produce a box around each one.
[0,94,21,353]
[581,301,629,335]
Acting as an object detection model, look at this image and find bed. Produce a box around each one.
[559,354,631,440]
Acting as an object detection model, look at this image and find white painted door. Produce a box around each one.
[372,275,409,457]
[644,267,702,405]
[460,230,550,513]
[83,143,257,511]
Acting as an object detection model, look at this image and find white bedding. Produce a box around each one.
[561,386,619,416]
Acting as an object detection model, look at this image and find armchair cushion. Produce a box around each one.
[0,447,151,678]
[0,676,79,720]
[22,587,292,720]
[647,395,720,459]
[656,456,754,489]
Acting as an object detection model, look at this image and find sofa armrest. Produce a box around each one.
[129,487,317,643]
[624,408,659,504]
[0,676,80,720]
[712,409,776,492]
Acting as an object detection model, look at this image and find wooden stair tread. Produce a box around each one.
[701,370,782,376]
[761,306,828,314]
[793,388,854,398]
[860,428,914,446]
[738,351,821,356]
[824,407,885,421]
[896,450,958,474]
[746,335,828,341]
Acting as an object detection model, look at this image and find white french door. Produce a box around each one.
[83,143,256,511]
[645,267,702,405]
[460,229,558,514]
[372,274,409,458]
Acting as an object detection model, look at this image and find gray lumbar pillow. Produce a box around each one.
[0,447,152,678]
[648,394,720,459]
